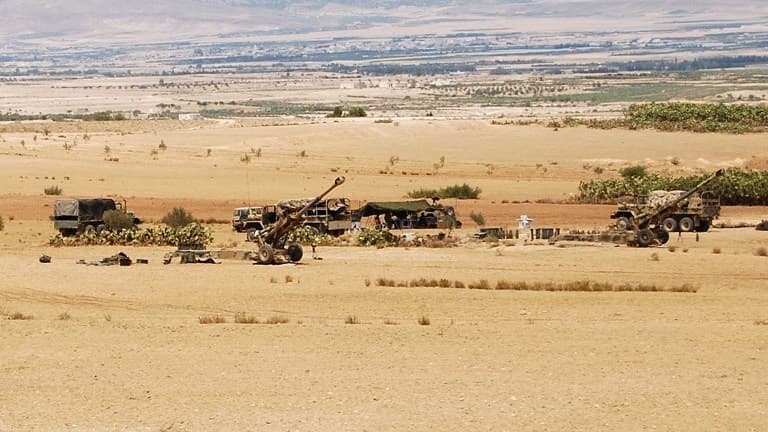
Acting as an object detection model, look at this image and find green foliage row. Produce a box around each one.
[285,226,335,246]
[0,111,126,122]
[355,227,398,246]
[49,223,213,247]
[563,102,768,133]
[577,169,768,205]
[326,106,367,118]
[408,183,482,200]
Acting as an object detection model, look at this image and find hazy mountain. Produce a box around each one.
[1,0,766,46]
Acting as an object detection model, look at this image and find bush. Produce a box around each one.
[469,211,486,227]
[356,228,398,246]
[408,183,482,199]
[162,207,195,228]
[103,210,134,232]
[44,185,63,195]
[49,223,213,248]
[0,215,4,232]
[619,165,647,179]
[346,107,367,117]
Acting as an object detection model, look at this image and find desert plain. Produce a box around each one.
[1,114,768,431]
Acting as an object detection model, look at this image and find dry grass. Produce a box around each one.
[383,319,399,325]
[345,314,360,324]
[712,247,722,254]
[199,315,227,324]
[468,280,491,290]
[233,313,260,324]
[264,316,289,324]
[755,247,768,257]
[668,245,677,252]
[285,275,294,283]
[57,312,72,320]
[269,276,278,284]
[650,252,660,261]
[371,277,698,293]
[754,319,768,326]
[418,315,431,326]
[8,312,34,320]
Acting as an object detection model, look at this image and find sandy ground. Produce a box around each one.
[1,119,768,431]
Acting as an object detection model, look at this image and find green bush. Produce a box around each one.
[44,185,63,195]
[286,225,334,246]
[162,207,195,228]
[408,183,482,199]
[356,228,398,246]
[103,210,134,232]
[469,211,485,227]
[619,165,647,179]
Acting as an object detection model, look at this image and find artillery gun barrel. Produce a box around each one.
[638,169,724,223]
[294,177,346,219]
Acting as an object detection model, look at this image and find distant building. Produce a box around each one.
[178,113,202,121]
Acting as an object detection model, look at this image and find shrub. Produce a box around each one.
[712,247,722,254]
[264,316,289,324]
[103,210,134,232]
[469,211,486,227]
[418,315,431,326]
[58,312,72,320]
[9,312,34,320]
[756,247,768,257]
[408,183,482,199]
[234,313,259,324]
[356,228,398,246]
[199,315,226,324]
[44,185,63,195]
[346,107,367,117]
[345,314,360,324]
[0,215,4,232]
[620,165,647,179]
[162,207,195,228]
[468,280,491,290]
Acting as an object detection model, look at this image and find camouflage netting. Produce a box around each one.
[49,223,213,247]
[646,190,687,208]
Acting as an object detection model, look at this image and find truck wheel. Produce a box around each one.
[286,243,303,262]
[256,244,275,264]
[84,224,96,234]
[661,217,677,232]
[698,220,711,232]
[246,229,260,242]
[654,229,670,245]
[636,229,655,247]
[96,224,107,233]
[615,217,631,231]
[679,217,694,232]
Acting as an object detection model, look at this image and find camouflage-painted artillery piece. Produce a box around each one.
[251,177,346,264]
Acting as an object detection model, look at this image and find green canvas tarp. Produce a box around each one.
[359,200,433,217]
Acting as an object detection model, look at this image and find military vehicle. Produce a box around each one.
[232,206,276,233]
[615,169,724,247]
[251,177,345,265]
[358,199,462,229]
[279,197,352,235]
[53,198,140,236]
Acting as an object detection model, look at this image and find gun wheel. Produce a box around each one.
[256,244,275,264]
[286,243,303,262]
[636,229,655,247]
[615,217,631,232]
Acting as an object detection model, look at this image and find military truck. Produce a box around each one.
[611,182,721,234]
[615,169,724,247]
[358,199,462,229]
[232,206,277,233]
[54,198,140,236]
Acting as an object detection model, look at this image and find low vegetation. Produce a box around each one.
[373,277,697,293]
[162,207,196,228]
[756,247,768,257]
[344,314,361,324]
[49,223,213,247]
[407,183,482,199]
[103,210,135,232]
[418,316,431,326]
[578,168,768,205]
[562,102,768,133]
[0,215,4,232]
[8,312,34,320]
[44,185,63,195]
[199,315,227,324]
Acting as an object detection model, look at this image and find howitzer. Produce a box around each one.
[251,177,346,264]
[627,169,724,247]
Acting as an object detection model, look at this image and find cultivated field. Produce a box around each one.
[1,115,768,430]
